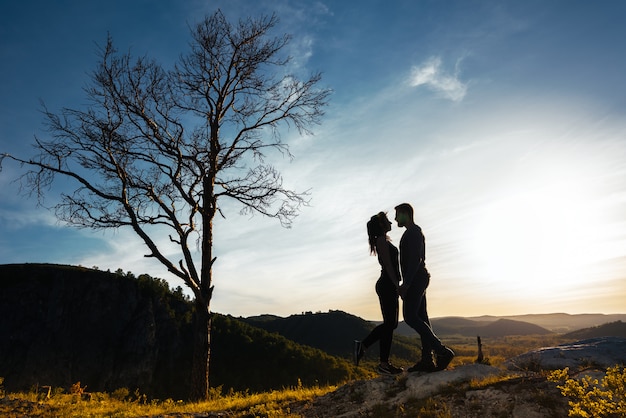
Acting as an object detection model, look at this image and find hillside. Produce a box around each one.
[243,312,553,354]
[0,263,193,399]
[563,320,626,340]
[243,310,372,357]
[430,317,553,337]
[211,315,371,392]
[243,310,423,364]
[469,313,626,332]
[0,263,371,399]
[368,316,554,338]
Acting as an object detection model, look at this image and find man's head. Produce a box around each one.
[394,203,414,228]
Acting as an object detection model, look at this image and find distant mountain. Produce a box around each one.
[392,317,553,338]
[468,313,626,333]
[243,310,373,357]
[241,311,626,357]
[241,311,552,358]
[416,317,553,338]
[242,310,422,362]
[563,321,626,340]
[477,319,553,337]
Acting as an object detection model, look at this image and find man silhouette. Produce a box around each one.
[395,203,454,372]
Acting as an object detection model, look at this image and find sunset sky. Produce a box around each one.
[1,0,625,320]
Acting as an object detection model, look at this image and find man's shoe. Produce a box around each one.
[435,347,455,371]
[353,340,365,366]
[378,363,403,375]
[407,360,436,373]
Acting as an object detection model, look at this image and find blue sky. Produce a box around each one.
[1,0,625,319]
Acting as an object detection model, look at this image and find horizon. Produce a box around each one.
[1,261,626,321]
[1,1,625,320]
[4,260,626,322]
[242,310,626,321]
[4,261,626,320]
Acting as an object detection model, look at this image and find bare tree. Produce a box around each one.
[1,10,330,400]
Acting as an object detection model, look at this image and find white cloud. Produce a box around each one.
[287,35,314,72]
[409,57,468,102]
[0,206,58,230]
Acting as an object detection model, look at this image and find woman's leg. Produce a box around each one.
[377,280,399,363]
[362,279,397,356]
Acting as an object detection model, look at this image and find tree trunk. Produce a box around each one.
[189,173,216,401]
[190,299,211,400]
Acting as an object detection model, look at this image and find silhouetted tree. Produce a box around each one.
[1,10,330,400]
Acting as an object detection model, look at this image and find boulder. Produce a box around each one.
[505,337,626,371]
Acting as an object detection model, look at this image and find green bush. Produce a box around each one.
[548,365,626,417]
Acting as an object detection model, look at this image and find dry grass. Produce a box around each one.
[0,383,336,418]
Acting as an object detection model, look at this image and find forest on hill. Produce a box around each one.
[0,264,372,399]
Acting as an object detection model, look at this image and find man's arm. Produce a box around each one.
[400,227,424,289]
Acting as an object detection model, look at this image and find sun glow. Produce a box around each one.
[470,184,601,291]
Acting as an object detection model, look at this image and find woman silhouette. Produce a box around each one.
[353,212,403,375]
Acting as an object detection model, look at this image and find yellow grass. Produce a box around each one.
[0,383,337,418]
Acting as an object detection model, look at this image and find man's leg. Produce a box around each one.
[417,293,433,365]
[403,280,442,371]
[409,285,455,371]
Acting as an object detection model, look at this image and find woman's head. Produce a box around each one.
[367,211,391,254]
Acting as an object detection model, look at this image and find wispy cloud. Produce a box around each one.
[286,34,314,72]
[409,57,467,102]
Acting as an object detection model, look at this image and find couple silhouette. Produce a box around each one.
[354,203,455,375]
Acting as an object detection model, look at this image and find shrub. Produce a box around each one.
[548,365,626,417]
[70,381,86,395]
[111,387,130,401]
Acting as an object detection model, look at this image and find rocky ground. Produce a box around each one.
[293,337,626,417]
[292,366,568,417]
